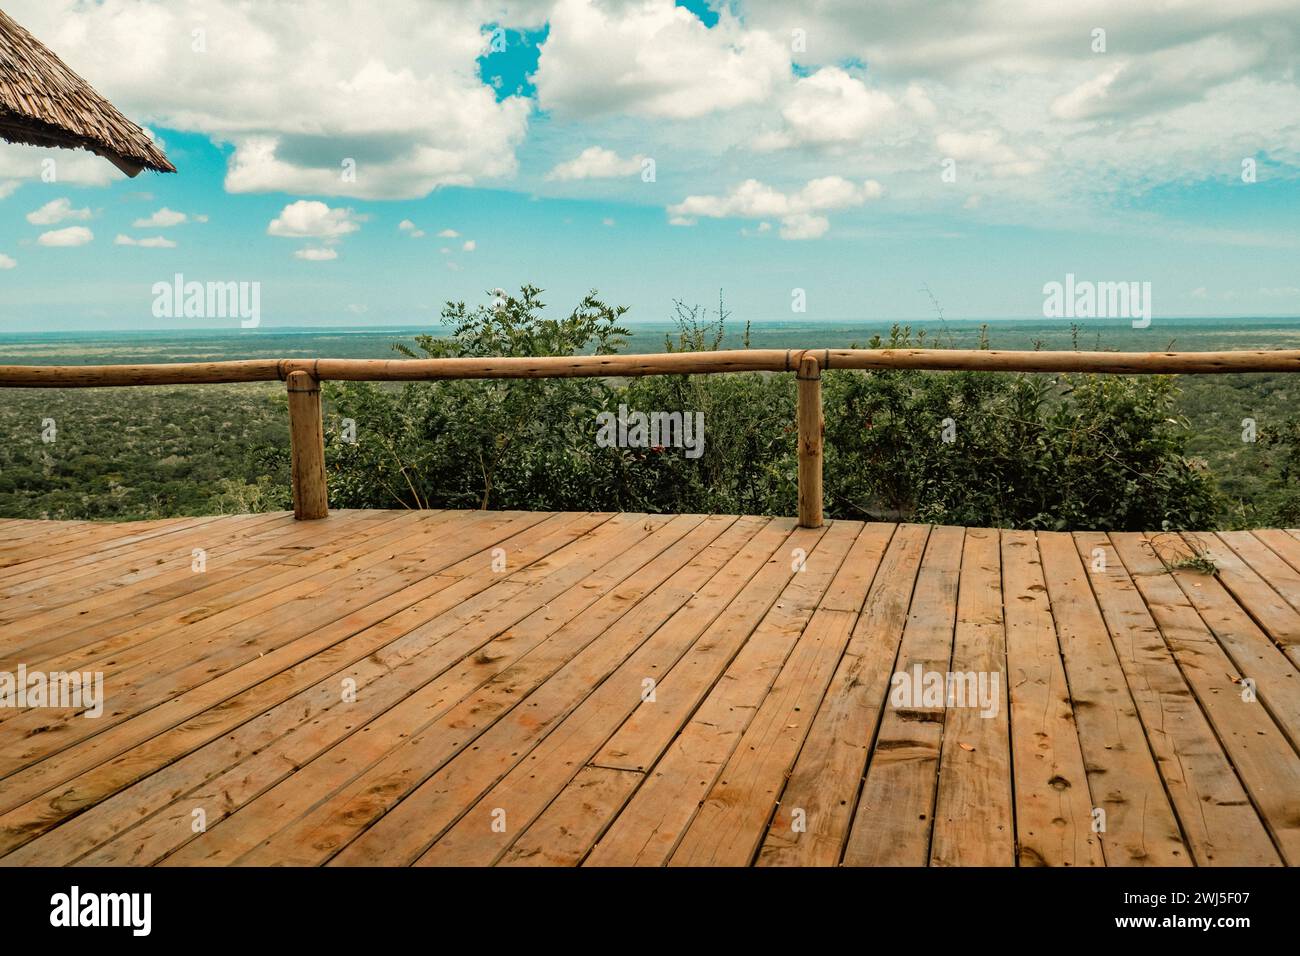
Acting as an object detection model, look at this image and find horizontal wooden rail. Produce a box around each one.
[1,347,1299,388]
[4,347,1298,529]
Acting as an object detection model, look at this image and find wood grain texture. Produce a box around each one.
[0,512,1295,867]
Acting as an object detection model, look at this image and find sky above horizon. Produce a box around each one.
[1,0,1298,333]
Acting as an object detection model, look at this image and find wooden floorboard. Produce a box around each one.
[0,512,1296,867]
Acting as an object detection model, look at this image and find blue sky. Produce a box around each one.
[1,0,1297,332]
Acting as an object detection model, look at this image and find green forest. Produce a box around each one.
[1,290,1296,530]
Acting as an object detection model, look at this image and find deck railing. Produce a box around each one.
[3,347,1299,528]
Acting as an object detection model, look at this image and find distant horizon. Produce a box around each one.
[5,314,1300,337]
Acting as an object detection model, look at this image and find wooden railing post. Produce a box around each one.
[286,370,329,520]
[796,354,823,528]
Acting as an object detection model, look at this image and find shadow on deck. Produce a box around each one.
[0,510,1297,867]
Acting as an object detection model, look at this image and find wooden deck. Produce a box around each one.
[0,510,1297,867]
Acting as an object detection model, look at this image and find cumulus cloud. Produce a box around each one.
[398,219,425,238]
[0,143,122,191]
[132,207,193,228]
[114,234,177,248]
[268,200,361,239]
[295,247,339,261]
[0,253,15,269]
[37,226,94,247]
[437,228,460,238]
[668,176,883,238]
[534,0,789,119]
[26,198,91,225]
[462,240,476,252]
[546,146,643,181]
[755,67,898,150]
[3,0,1296,221]
[6,0,533,200]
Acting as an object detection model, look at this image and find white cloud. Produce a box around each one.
[132,207,190,228]
[935,130,1045,177]
[741,0,1299,88]
[2,0,1296,223]
[268,200,361,239]
[295,247,338,261]
[26,198,91,225]
[0,143,121,191]
[534,0,789,119]
[114,234,177,248]
[6,0,533,200]
[0,253,15,269]
[398,219,425,238]
[756,67,898,150]
[602,217,616,227]
[668,176,883,238]
[546,146,642,181]
[462,239,476,252]
[37,226,94,247]
[437,228,459,238]
[778,213,830,240]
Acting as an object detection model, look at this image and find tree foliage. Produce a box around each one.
[322,288,1230,531]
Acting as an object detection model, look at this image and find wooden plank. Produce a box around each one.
[416,517,799,868]
[0,511,486,760]
[1037,532,1188,865]
[400,516,792,867]
[58,515,727,867]
[365,522,845,869]
[0,516,204,564]
[1194,531,1300,668]
[1253,528,1300,576]
[0,519,203,573]
[673,607,859,866]
[2,512,612,865]
[1000,529,1102,867]
[75,517,738,868]
[0,512,294,617]
[1073,533,1280,866]
[496,766,642,866]
[1111,533,1300,863]
[580,522,859,867]
[160,513,692,865]
[667,523,896,866]
[840,525,963,867]
[0,511,592,853]
[0,515,230,593]
[7,513,1300,869]
[1156,532,1300,747]
[928,527,1014,867]
[756,524,928,867]
[1225,530,1300,598]
[4,510,414,676]
[588,525,843,775]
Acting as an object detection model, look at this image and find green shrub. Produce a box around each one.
[322,287,1223,531]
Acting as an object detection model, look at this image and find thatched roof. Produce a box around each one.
[0,7,174,176]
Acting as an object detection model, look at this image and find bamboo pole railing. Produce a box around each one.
[2,347,1298,528]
